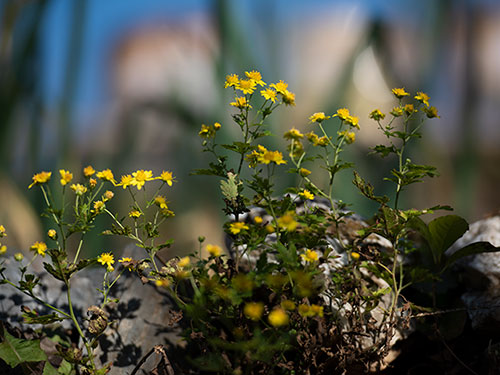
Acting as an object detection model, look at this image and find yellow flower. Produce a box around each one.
[199,124,215,138]
[214,122,221,130]
[0,244,6,255]
[422,106,440,118]
[414,91,430,106]
[277,212,298,231]
[103,190,114,201]
[178,256,190,268]
[59,169,73,186]
[206,244,222,257]
[270,80,288,94]
[392,87,410,98]
[119,257,133,263]
[298,304,313,317]
[70,183,88,195]
[369,109,386,121]
[281,300,296,311]
[315,136,330,147]
[334,108,350,121]
[155,278,170,288]
[338,130,355,144]
[159,171,175,186]
[299,168,311,177]
[96,169,115,183]
[129,210,142,218]
[30,241,47,257]
[97,252,114,269]
[89,178,97,188]
[404,104,416,115]
[118,174,133,189]
[245,70,266,86]
[229,222,249,235]
[230,96,252,109]
[260,88,277,103]
[119,257,134,271]
[253,216,263,224]
[83,165,95,177]
[236,78,257,94]
[154,195,169,210]
[14,252,24,261]
[265,224,275,233]
[345,115,360,129]
[299,189,314,200]
[300,249,319,263]
[309,112,330,123]
[351,251,360,260]
[28,171,52,189]
[310,304,324,317]
[131,170,154,190]
[0,225,6,237]
[268,308,289,327]
[282,90,296,106]
[244,302,264,321]
[390,107,403,117]
[93,200,105,213]
[224,73,239,88]
[283,128,304,141]
[47,229,57,240]
[258,149,287,166]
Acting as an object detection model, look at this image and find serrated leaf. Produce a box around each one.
[220,172,241,205]
[0,329,48,368]
[445,241,500,269]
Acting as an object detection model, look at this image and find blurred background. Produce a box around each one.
[0,0,499,258]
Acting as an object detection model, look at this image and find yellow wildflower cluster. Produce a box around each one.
[338,130,356,144]
[306,131,329,147]
[298,304,324,318]
[199,122,222,139]
[30,241,47,257]
[309,112,330,123]
[0,226,6,255]
[59,169,73,186]
[246,145,286,168]
[277,212,298,231]
[299,189,314,200]
[28,171,51,189]
[244,302,264,321]
[332,108,360,129]
[229,222,249,235]
[225,71,295,107]
[206,244,222,257]
[300,249,319,263]
[97,252,115,272]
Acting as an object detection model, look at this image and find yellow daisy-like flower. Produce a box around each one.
[298,304,314,317]
[283,128,304,141]
[224,73,239,88]
[270,80,288,94]
[392,87,410,98]
[0,225,6,237]
[96,169,115,183]
[351,251,361,260]
[103,190,114,201]
[214,122,221,130]
[391,107,403,117]
[0,244,6,255]
[299,168,311,177]
[206,244,222,257]
[258,149,287,166]
[59,169,73,186]
[300,249,319,263]
[97,252,114,269]
[338,130,356,144]
[236,78,257,94]
[129,210,142,218]
[28,171,52,189]
[404,104,417,115]
[131,170,154,190]
[414,91,430,106]
[253,216,263,224]
[345,115,360,129]
[316,136,330,147]
[334,108,350,121]
[89,178,97,188]
[369,109,386,121]
[119,257,133,263]
[159,170,175,186]
[70,183,88,195]
[282,90,296,106]
[30,241,47,257]
[299,189,314,200]
[265,224,275,233]
[229,222,249,235]
[14,252,24,261]
[93,200,105,213]
[244,302,264,321]
[277,212,298,231]
[47,229,57,240]
[309,112,330,123]
[154,195,169,210]
[281,300,296,311]
[422,106,440,119]
[230,96,252,109]
[268,308,289,327]
[178,256,190,268]
[119,257,134,271]
[310,304,324,318]
[118,174,133,189]
[83,165,95,177]
[155,278,170,288]
[260,88,277,103]
[245,70,266,86]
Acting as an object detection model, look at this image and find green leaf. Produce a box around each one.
[445,241,500,269]
[220,172,242,205]
[428,215,469,263]
[0,328,47,368]
[43,361,59,375]
[371,144,396,158]
[352,171,389,205]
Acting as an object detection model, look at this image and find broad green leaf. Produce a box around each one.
[43,361,59,375]
[428,215,469,263]
[445,241,500,269]
[0,329,47,367]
